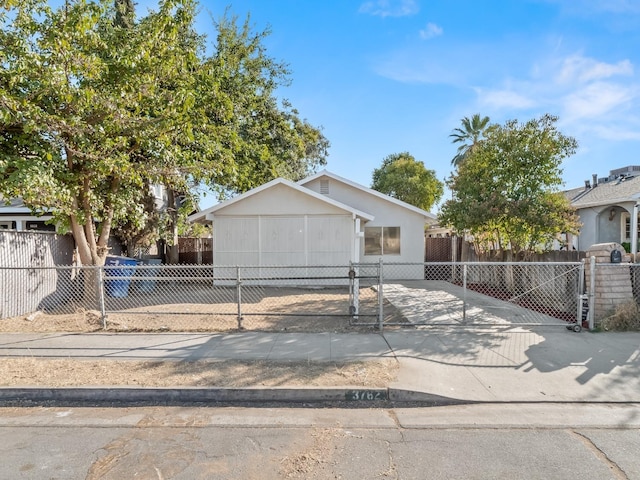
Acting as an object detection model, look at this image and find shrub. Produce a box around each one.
[601,301,640,331]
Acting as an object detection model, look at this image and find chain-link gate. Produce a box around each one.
[348,261,384,328]
[381,262,585,330]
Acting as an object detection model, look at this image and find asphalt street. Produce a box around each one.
[0,404,638,479]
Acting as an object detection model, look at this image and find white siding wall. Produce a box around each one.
[261,217,306,265]
[307,216,352,265]
[214,217,259,266]
[214,214,352,267]
[303,177,426,278]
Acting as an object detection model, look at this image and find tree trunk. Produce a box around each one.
[166,188,180,264]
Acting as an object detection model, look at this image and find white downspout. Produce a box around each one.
[207,214,215,285]
[353,217,361,263]
[352,216,361,315]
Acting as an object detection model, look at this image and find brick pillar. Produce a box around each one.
[585,242,633,323]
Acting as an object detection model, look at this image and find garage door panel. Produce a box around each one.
[261,217,305,253]
[214,217,259,253]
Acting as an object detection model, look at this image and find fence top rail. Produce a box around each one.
[387,261,583,267]
[1,261,591,270]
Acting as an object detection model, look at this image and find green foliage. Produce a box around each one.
[439,114,581,256]
[620,241,640,254]
[450,113,492,167]
[0,0,328,264]
[371,152,443,211]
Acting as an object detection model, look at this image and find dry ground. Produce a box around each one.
[0,358,398,388]
[0,289,404,389]
[0,287,406,333]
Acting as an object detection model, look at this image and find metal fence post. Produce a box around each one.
[96,266,107,329]
[349,261,360,317]
[588,256,596,330]
[378,258,384,331]
[577,260,585,328]
[236,266,243,330]
[462,263,467,324]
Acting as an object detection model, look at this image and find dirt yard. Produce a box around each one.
[0,358,398,388]
[0,287,407,333]
[0,288,404,389]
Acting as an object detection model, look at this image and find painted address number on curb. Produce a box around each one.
[345,390,387,401]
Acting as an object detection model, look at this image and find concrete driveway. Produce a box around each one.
[383,280,573,328]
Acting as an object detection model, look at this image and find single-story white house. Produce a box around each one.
[566,166,640,254]
[188,170,437,280]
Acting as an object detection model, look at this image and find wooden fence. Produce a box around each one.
[178,237,213,264]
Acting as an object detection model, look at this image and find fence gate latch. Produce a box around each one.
[348,269,356,280]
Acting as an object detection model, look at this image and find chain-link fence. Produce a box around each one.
[382,262,584,329]
[1,260,588,332]
[0,263,391,332]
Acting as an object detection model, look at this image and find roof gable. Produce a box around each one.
[188,178,374,223]
[298,170,437,221]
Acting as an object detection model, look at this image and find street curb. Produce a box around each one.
[388,389,468,404]
[0,387,466,405]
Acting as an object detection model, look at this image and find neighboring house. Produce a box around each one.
[188,170,437,279]
[0,184,168,233]
[0,197,55,232]
[566,165,640,254]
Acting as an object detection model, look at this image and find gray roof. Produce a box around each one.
[563,186,586,202]
[570,175,640,208]
[0,197,26,208]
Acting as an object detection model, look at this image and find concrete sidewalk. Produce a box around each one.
[1,328,639,404]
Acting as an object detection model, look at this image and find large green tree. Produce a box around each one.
[449,113,491,167]
[439,114,581,257]
[0,0,328,265]
[371,152,443,211]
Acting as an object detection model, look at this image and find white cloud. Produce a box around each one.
[358,0,419,17]
[476,88,537,109]
[465,51,640,143]
[556,54,633,84]
[591,124,640,141]
[562,82,635,120]
[419,22,443,40]
[373,52,461,84]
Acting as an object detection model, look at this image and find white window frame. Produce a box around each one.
[364,226,401,256]
[621,212,640,243]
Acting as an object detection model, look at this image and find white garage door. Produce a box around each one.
[214,215,352,266]
[307,215,352,265]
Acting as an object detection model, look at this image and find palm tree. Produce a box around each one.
[450,113,491,167]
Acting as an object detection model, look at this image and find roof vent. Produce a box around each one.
[320,179,329,195]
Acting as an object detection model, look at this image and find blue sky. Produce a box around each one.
[55,0,640,211]
[187,0,640,211]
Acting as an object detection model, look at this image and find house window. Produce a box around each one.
[621,213,640,242]
[26,221,55,232]
[364,227,401,255]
